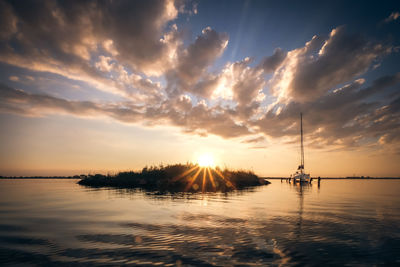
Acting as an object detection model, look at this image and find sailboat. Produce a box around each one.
[290,113,311,183]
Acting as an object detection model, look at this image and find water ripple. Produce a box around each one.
[0,179,400,266]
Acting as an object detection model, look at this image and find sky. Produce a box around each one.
[0,0,399,177]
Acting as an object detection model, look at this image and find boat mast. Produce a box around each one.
[300,113,304,173]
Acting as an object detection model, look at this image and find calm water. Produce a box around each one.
[0,179,400,266]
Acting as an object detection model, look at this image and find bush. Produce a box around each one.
[78,163,268,192]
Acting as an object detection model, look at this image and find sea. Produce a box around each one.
[0,179,399,266]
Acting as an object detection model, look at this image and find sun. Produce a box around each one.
[197,153,215,167]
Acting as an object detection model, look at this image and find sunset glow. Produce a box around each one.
[1,2,400,266]
[0,0,399,177]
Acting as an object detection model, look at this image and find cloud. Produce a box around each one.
[0,0,17,39]
[241,136,266,144]
[8,76,19,82]
[260,48,287,73]
[190,57,266,118]
[249,146,267,149]
[94,57,163,104]
[0,83,103,118]
[0,2,398,153]
[0,84,249,138]
[166,27,229,97]
[209,57,266,120]
[0,0,233,103]
[0,0,182,98]
[97,0,182,76]
[384,11,400,23]
[270,26,391,103]
[228,58,266,107]
[178,27,228,84]
[256,73,400,150]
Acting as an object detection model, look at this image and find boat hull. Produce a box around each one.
[292,173,311,183]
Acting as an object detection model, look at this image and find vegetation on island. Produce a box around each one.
[78,163,269,192]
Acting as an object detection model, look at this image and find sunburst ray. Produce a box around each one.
[202,168,207,192]
[172,165,199,182]
[214,169,236,189]
[184,167,202,191]
[206,167,216,190]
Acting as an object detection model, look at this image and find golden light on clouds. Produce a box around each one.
[0,0,399,177]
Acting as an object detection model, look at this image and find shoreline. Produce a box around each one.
[1,176,400,180]
[264,177,400,180]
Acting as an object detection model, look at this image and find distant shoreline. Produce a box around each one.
[264,177,400,180]
[0,176,80,179]
[1,176,399,180]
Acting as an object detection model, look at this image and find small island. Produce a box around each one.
[78,163,269,192]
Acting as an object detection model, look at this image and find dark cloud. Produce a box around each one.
[0,83,102,117]
[260,48,287,73]
[0,0,17,39]
[96,0,182,75]
[0,84,249,138]
[256,73,400,149]
[166,27,228,97]
[0,0,181,74]
[192,75,220,98]
[177,27,228,84]
[0,0,183,100]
